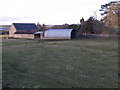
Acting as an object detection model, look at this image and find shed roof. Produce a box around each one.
[44,29,73,38]
[34,31,43,34]
[13,23,38,31]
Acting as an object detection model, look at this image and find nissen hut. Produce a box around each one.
[43,29,76,39]
[9,23,39,39]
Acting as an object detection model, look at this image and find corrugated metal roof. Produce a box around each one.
[34,31,43,34]
[44,29,73,38]
[13,23,38,31]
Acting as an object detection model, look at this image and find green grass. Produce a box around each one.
[2,37,118,88]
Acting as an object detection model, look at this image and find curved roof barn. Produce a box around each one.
[44,29,74,39]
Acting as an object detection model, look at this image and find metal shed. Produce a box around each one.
[34,31,43,39]
[44,29,74,39]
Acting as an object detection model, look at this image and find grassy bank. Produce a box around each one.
[2,37,118,88]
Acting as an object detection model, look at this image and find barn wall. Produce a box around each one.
[9,24,16,37]
[42,37,71,39]
[14,34,34,39]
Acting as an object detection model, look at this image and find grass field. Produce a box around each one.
[2,37,118,88]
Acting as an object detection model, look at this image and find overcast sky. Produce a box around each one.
[0,0,119,25]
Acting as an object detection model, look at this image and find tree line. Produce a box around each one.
[37,1,119,36]
[82,1,119,35]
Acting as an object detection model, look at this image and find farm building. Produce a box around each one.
[43,29,78,39]
[9,23,39,39]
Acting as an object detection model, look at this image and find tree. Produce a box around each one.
[100,1,120,34]
[37,22,42,30]
[83,16,95,34]
[83,16,106,35]
[68,24,80,30]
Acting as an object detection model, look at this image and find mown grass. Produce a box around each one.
[2,37,118,88]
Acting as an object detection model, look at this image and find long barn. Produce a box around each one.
[43,29,77,39]
[9,23,38,39]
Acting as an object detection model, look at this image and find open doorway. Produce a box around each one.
[34,34,41,39]
[71,30,76,39]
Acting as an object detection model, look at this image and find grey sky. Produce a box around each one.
[0,0,118,25]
